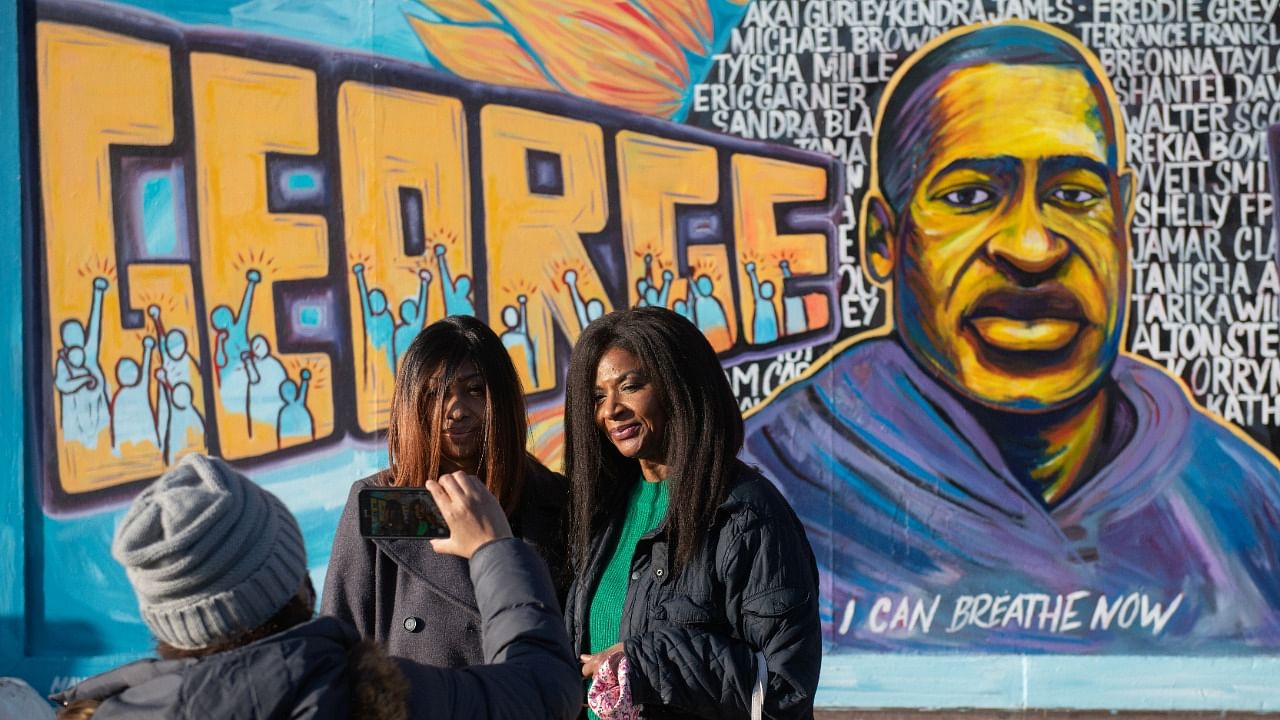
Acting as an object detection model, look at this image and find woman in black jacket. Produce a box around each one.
[323,315,569,668]
[564,307,821,719]
[53,454,580,720]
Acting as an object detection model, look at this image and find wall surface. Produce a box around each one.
[6,0,1280,710]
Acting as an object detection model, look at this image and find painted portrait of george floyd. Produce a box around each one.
[743,21,1280,654]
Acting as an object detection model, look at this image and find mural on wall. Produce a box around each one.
[742,22,1280,653]
[33,0,837,506]
[23,0,1280,676]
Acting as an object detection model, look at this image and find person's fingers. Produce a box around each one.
[434,473,463,507]
[425,478,451,512]
[459,472,487,495]
[451,471,483,500]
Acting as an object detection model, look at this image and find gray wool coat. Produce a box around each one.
[321,458,569,668]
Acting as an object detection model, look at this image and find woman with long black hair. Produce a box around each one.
[563,307,821,719]
[323,314,569,668]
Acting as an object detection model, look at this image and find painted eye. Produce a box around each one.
[1050,187,1100,204]
[941,187,993,208]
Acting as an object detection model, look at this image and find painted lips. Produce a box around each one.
[965,286,1088,353]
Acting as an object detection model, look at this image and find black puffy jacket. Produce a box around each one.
[564,462,821,719]
[55,539,581,720]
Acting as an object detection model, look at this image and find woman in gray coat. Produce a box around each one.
[323,315,569,668]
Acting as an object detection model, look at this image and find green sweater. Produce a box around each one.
[587,478,670,654]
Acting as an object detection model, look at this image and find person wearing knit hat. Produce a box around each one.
[50,456,582,720]
[112,453,307,651]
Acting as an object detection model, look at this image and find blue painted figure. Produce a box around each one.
[635,278,651,307]
[434,243,475,316]
[276,368,314,448]
[393,268,433,372]
[248,335,288,430]
[210,269,261,379]
[54,276,110,447]
[656,269,674,308]
[564,269,605,330]
[634,255,674,310]
[352,263,396,379]
[154,368,204,463]
[745,262,780,344]
[643,285,661,308]
[500,294,538,385]
[111,336,159,452]
[148,304,200,388]
[672,298,692,322]
[564,269,590,329]
[149,304,201,447]
[690,274,730,339]
[778,260,808,335]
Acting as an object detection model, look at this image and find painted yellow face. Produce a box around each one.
[891,64,1129,410]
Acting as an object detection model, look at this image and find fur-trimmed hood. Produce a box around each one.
[52,616,408,720]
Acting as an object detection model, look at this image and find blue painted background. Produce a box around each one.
[5,0,1280,711]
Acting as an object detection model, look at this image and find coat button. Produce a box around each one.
[655,568,664,577]
[631,571,640,581]
[403,617,423,633]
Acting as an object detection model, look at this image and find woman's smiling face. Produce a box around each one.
[593,347,668,470]
[435,360,487,473]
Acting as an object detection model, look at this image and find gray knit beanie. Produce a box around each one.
[112,454,308,650]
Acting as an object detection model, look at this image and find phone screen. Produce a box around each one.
[358,488,450,539]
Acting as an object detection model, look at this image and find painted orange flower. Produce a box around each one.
[408,0,729,117]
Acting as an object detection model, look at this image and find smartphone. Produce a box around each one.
[358,487,450,539]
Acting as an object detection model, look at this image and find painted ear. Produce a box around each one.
[861,193,897,286]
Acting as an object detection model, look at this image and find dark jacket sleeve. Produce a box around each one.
[320,480,376,636]
[624,503,821,719]
[396,538,581,720]
[521,460,573,606]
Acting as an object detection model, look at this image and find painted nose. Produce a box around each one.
[986,199,1069,283]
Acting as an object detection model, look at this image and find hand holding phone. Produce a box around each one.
[426,471,513,560]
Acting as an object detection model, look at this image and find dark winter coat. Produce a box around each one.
[322,457,569,668]
[564,462,822,719]
[53,539,581,720]
[50,616,408,720]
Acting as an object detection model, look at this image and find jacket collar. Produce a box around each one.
[376,537,480,617]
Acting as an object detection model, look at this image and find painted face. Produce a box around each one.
[593,347,667,464]
[251,335,271,359]
[891,64,1129,411]
[166,329,187,360]
[434,360,487,472]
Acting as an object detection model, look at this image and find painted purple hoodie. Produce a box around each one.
[742,336,1280,653]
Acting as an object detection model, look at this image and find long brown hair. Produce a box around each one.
[564,307,743,572]
[386,315,528,515]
